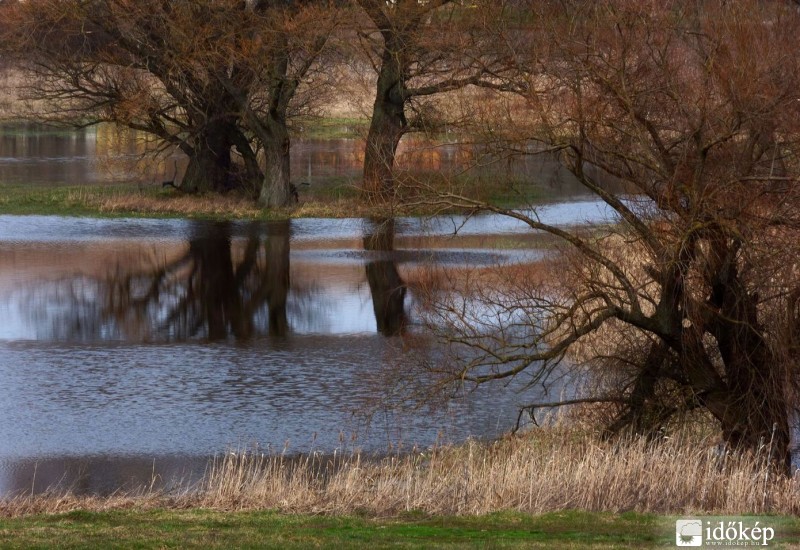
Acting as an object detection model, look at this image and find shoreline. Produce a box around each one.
[2,427,800,546]
[3,427,798,517]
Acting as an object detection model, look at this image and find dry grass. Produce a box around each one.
[0,183,433,219]
[94,191,265,218]
[3,427,797,518]
[92,192,451,220]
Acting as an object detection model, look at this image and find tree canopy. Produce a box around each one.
[418,0,800,472]
[3,0,338,204]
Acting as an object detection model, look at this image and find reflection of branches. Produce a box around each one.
[57,221,294,342]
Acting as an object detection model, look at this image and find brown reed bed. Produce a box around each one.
[2,427,797,518]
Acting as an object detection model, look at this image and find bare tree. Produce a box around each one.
[3,0,337,204]
[222,1,341,206]
[354,0,516,202]
[420,0,800,472]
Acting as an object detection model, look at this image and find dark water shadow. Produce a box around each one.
[363,218,407,337]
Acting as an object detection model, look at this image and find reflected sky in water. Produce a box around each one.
[0,214,591,495]
[0,123,608,495]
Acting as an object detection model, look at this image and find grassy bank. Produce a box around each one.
[0,509,687,549]
[0,183,391,220]
[3,428,800,546]
[0,167,550,219]
[291,116,369,139]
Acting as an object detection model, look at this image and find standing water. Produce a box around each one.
[0,124,612,495]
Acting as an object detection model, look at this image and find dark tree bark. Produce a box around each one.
[181,123,238,193]
[258,115,293,208]
[263,220,291,337]
[363,218,407,336]
[356,0,497,202]
[713,271,791,472]
[362,40,408,201]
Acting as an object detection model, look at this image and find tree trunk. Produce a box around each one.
[363,47,407,203]
[181,123,236,194]
[715,278,792,474]
[693,237,794,472]
[257,116,293,208]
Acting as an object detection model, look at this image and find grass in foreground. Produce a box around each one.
[0,509,681,549]
[3,428,800,547]
[3,510,800,549]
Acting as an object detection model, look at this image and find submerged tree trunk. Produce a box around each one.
[363,48,407,203]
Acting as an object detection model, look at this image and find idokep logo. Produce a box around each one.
[676,519,703,546]
[675,518,776,547]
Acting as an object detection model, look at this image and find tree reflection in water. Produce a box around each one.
[363,218,407,337]
[98,220,291,341]
[19,218,414,340]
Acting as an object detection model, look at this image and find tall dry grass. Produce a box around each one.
[3,427,798,517]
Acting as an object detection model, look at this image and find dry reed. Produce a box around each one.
[78,189,413,219]
[2,427,797,518]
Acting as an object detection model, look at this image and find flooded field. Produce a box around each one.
[0,203,615,495]
[0,123,618,495]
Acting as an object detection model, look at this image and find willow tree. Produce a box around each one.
[3,0,336,205]
[422,0,800,472]
[354,0,514,202]
[225,1,339,206]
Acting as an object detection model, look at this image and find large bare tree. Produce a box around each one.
[3,0,336,205]
[421,0,800,472]
[354,0,516,202]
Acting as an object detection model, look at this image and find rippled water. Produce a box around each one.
[0,207,611,496]
[0,123,615,495]
[2,124,797,493]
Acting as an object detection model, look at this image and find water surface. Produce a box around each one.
[0,123,597,200]
[0,211,605,495]
[0,123,611,495]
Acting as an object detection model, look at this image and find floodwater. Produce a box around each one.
[0,124,612,496]
[0,206,614,496]
[0,122,594,199]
